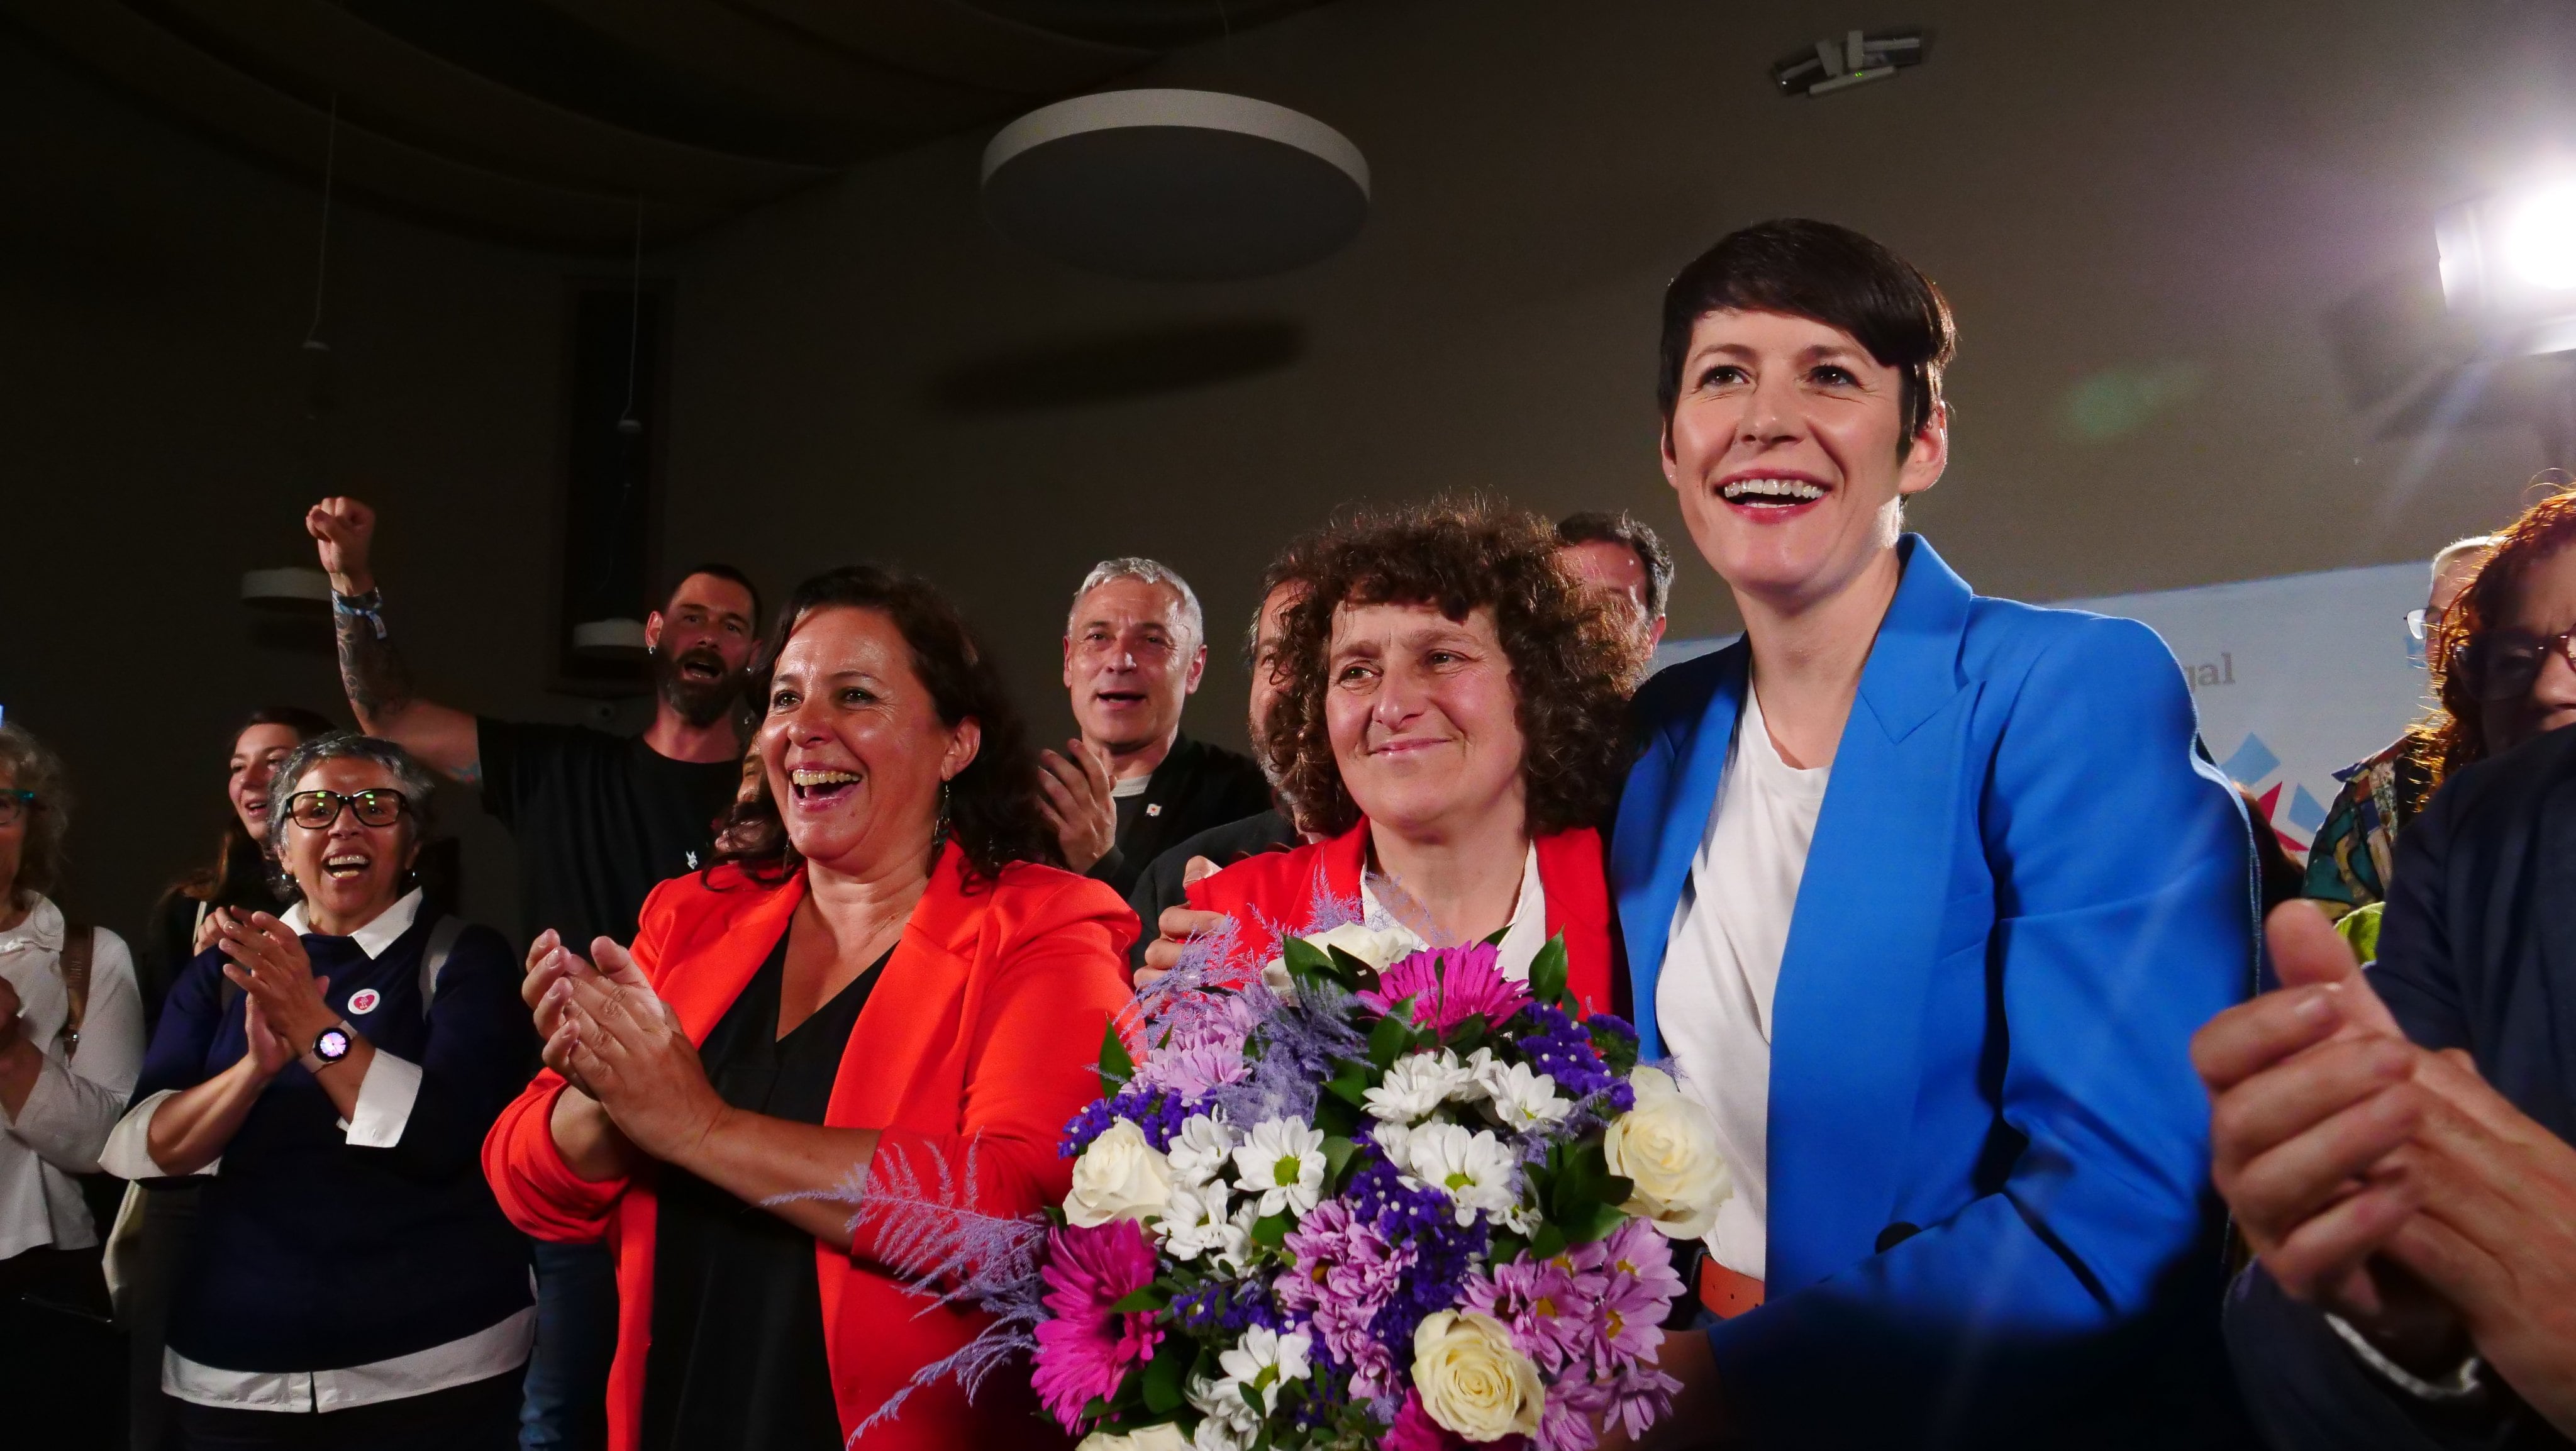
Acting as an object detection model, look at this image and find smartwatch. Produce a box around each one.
[303,1021,357,1074]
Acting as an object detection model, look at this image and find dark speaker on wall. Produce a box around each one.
[553,280,670,694]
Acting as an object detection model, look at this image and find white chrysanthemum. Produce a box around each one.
[1155,1180,1245,1265]
[1363,1048,1475,1126]
[1213,1198,1265,1275]
[1166,1111,1241,1188]
[1186,1378,1259,1451]
[1474,1057,1571,1130]
[1386,1120,1519,1226]
[1230,1118,1328,1220]
[1216,1325,1314,1414]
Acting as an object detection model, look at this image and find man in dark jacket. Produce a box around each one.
[2198,722,2576,1448]
[1042,558,1270,900]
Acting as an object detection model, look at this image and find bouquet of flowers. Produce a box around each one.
[1032,920,1733,1451]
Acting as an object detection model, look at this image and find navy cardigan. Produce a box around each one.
[134,908,536,1372]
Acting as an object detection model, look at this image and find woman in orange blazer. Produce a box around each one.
[482,566,1135,1451]
[1138,502,1635,1013]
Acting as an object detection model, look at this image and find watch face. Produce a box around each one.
[316,1028,352,1062]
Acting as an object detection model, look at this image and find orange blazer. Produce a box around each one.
[1182,821,1616,1017]
[481,847,1138,1451]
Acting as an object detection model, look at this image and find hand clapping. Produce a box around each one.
[526,933,726,1165]
[215,911,336,1067]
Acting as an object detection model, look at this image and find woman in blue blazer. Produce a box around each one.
[1611,222,2252,1448]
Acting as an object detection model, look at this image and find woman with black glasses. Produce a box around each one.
[101,732,535,1450]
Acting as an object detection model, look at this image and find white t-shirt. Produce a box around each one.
[1358,843,1550,981]
[1656,684,1829,1280]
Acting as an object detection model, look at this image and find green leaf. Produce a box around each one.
[1588,1018,1641,1076]
[1313,1092,1360,1138]
[1080,1395,1115,1422]
[1482,923,1512,947]
[1488,1229,1529,1265]
[1368,1005,1416,1069]
[1563,1199,1626,1245]
[1527,935,1572,1013]
[1251,1213,1290,1248]
[1107,1285,1168,1314]
[1320,1135,1356,1187]
[1324,945,1375,986]
[1530,1221,1567,1260]
[1324,1059,1375,1108]
[1141,1335,1190,1413]
[1280,937,1345,1000]
[1442,1013,1489,1054]
[1097,1020,1135,1098]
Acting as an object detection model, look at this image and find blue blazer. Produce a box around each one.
[1614,536,2253,1445]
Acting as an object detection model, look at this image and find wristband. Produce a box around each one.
[332,587,388,640]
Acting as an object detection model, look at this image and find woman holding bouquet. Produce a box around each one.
[482,565,1136,1451]
[1138,501,1638,1013]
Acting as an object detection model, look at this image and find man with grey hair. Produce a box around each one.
[2302,533,2501,924]
[1046,557,1270,899]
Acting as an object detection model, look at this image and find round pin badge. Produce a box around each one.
[346,988,382,1016]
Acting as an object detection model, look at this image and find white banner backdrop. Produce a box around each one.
[1653,562,2437,859]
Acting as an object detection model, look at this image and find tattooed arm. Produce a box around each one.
[309,496,484,782]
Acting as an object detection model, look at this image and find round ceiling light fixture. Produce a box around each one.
[981,89,1369,282]
[240,567,333,613]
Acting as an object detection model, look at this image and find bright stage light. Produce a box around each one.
[2501,185,2576,290]
[2436,179,2576,352]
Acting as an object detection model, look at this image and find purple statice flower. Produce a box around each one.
[1516,1003,1626,1106]
[1131,992,1258,1099]
[1170,1276,1282,1337]
[1360,942,1531,1036]
[1345,1152,1491,1358]
[1274,1198,1414,1399]
[1200,979,1368,1132]
[1059,1084,1194,1159]
[1463,1249,1604,1376]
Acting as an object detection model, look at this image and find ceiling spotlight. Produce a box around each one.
[2436,181,2576,353]
[1771,28,1927,97]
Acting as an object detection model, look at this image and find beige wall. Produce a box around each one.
[6,0,2570,940]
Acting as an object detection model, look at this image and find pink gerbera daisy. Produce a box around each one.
[1031,1219,1163,1430]
[1359,943,1530,1036]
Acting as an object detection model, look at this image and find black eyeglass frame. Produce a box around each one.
[282,788,412,831]
[0,789,34,826]
[2465,627,2576,702]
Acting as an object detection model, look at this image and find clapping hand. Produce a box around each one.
[1038,738,1119,874]
[550,939,725,1164]
[216,911,338,1055]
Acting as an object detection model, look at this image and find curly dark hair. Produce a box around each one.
[2421,486,2576,793]
[711,565,1058,889]
[1260,500,1638,838]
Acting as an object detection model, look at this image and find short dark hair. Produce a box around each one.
[1243,531,1326,669]
[711,565,1057,887]
[1555,511,1674,619]
[663,564,763,629]
[1263,499,1638,838]
[1656,219,1956,450]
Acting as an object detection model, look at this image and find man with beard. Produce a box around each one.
[306,495,757,1451]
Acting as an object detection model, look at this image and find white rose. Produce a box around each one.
[1262,922,1424,996]
[1410,1310,1543,1442]
[1065,1119,1175,1228]
[1601,1065,1731,1238]
[1077,1427,1187,1451]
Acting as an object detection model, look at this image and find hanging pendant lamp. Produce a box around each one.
[981,89,1370,282]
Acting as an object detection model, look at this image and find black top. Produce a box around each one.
[477,718,741,950]
[140,835,288,1037]
[643,932,887,1451]
[1126,808,1302,969]
[135,909,536,1371]
[2224,721,2576,1450]
[1084,731,1274,901]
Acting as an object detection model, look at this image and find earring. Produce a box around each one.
[930,778,952,861]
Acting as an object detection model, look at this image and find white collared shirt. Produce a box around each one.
[0,895,143,1259]
[1656,685,1830,1281]
[1357,843,1550,981]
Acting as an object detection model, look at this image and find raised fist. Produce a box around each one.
[306,496,377,594]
